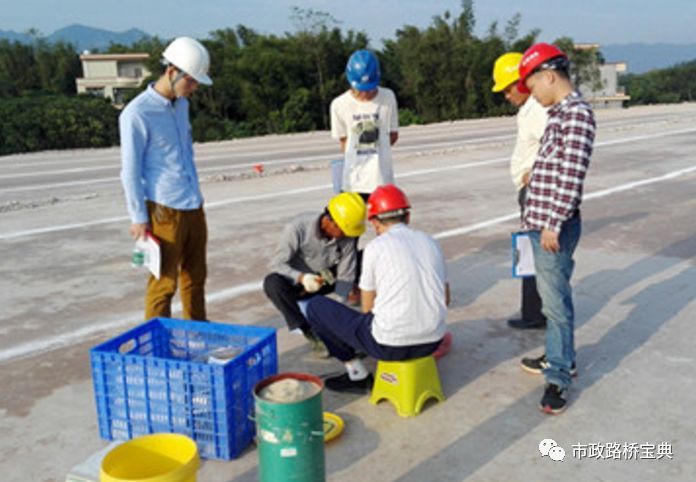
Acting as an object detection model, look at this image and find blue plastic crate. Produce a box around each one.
[90,318,277,460]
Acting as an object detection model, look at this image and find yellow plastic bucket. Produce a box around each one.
[100,434,200,482]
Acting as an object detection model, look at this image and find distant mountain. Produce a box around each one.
[0,24,150,52]
[0,29,32,43]
[601,43,696,74]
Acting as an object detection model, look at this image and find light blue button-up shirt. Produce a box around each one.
[119,84,203,224]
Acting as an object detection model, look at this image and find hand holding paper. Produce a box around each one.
[512,232,535,278]
[134,232,161,280]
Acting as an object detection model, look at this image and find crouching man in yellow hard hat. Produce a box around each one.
[302,185,450,393]
[263,192,367,357]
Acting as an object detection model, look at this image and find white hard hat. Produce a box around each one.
[162,37,212,86]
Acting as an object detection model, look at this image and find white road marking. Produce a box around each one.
[0,157,508,239]
[0,134,513,186]
[4,125,694,239]
[5,122,694,189]
[0,164,116,180]
[1,163,695,363]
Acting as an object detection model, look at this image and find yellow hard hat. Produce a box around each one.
[491,52,523,93]
[327,192,366,237]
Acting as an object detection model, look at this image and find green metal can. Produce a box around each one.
[253,373,325,482]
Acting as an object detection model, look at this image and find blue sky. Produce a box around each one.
[5,0,696,46]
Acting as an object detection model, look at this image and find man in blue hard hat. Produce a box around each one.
[330,49,401,304]
[330,49,400,200]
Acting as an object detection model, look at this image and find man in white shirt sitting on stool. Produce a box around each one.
[304,184,451,393]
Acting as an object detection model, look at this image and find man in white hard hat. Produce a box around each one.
[491,52,548,330]
[119,36,213,321]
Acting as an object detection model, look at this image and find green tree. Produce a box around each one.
[0,36,81,97]
[382,0,536,122]
[621,60,696,105]
[0,95,118,154]
[553,38,603,92]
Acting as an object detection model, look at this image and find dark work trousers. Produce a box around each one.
[305,296,441,362]
[518,187,547,323]
[263,273,334,331]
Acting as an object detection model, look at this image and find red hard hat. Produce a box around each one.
[517,43,567,93]
[367,184,411,220]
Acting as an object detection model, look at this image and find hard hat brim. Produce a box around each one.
[341,223,366,237]
[350,78,379,92]
[193,73,213,86]
[517,80,530,94]
[492,80,516,93]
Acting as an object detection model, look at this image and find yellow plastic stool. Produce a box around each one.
[369,356,445,417]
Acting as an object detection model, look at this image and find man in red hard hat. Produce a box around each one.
[302,184,451,393]
[516,43,596,414]
[491,52,548,330]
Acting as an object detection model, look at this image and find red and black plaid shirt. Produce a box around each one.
[524,91,596,232]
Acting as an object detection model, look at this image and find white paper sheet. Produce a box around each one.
[512,232,536,277]
[135,232,161,279]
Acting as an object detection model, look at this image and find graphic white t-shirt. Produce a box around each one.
[330,87,399,193]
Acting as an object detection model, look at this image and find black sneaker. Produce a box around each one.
[540,383,567,414]
[325,373,374,394]
[520,354,577,377]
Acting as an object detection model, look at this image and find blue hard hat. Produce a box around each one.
[345,50,381,91]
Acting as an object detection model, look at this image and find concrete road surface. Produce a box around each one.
[1,103,694,481]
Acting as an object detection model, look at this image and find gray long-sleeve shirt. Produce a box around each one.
[269,212,357,298]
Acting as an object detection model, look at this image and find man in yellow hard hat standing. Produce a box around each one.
[263,192,366,356]
[491,52,548,330]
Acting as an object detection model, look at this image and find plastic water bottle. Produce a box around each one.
[131,244,146,268]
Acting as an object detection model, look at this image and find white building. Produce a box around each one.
[575,43,631,109]
[589,61,631,109]
[76,53,150,107]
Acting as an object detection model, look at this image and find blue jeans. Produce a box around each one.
[528,216,581,389]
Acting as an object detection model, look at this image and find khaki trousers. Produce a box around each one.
[145,201,207,320]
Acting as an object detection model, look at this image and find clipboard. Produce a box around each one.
[511,231,535,278]
[135,232,161,279]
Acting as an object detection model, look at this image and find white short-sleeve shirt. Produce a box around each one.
[359,223,447,346]
[330,87,399,193]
